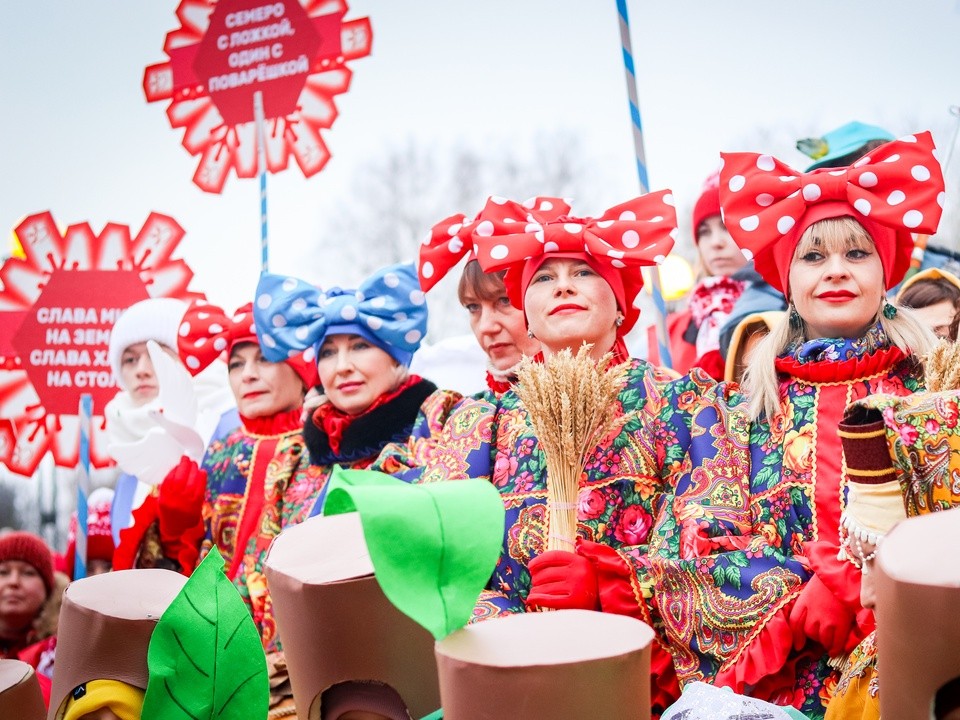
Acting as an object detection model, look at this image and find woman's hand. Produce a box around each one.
[156,456,207,560]
[525,549,600,611]
[787,574,855,656]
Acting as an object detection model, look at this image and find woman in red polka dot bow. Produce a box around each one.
[409,190,705,712]
[418,198,569,398]
[646,131,943,716]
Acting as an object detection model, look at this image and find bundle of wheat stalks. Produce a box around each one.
[924,339,960,392]
[514,345,632,552]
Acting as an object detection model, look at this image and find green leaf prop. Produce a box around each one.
[141,546,268,719]
[322,466,506,640]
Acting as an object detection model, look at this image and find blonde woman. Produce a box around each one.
[646,132,942,717]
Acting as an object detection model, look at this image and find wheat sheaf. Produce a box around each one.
[923,339,960,392]
[514,344,632,552]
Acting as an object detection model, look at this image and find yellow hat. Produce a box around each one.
[723,311,784,383]
[895,266,960,303]
[59,680,144,720]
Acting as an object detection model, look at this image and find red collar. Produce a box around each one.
[775,346,906,384]
[312,375,423,454]
[239,407,303,436]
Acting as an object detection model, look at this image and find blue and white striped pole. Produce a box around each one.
[616,0,673,368]
[254,90,269,272]
[73,393,92,581]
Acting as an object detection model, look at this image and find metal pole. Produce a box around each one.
[616,0,673,368]
[73,394,92,580]
[254,91,269,272]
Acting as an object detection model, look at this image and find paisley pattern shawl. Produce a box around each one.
[647,342,921,717]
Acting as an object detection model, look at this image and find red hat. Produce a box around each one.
[691,170,722,243]
[420,197,573,292]
[719,131,944,295]
[178,301,318,388]
[0,532,54,598]
[472,192,678,335]
[64,488,115,580]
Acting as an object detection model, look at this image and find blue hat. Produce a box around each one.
[254,263,428,368]
[797,121,895,171]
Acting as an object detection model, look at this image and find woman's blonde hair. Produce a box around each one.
[742,217,936,421]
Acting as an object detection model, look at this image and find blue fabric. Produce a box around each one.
[718,263,786,357]
[784,321,887,364]
[110,473,140,545]
[210,407,241,445]
[254,263,427,367]
[803,121,894,171]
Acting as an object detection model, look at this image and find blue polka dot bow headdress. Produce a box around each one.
[254,262,428,368]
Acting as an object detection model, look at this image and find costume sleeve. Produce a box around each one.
[235,437,330,652]
[395,395,499,484]
[370,389,464,480]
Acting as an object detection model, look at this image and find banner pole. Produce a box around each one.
[615,0,673,368]
[254,91,269,272]
[73,393,92,581]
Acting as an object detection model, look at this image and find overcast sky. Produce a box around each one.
[2,0,959,329]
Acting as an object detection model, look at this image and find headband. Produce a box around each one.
[471,191,678,334]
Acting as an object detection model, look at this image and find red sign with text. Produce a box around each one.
[0,211,203,476]
[144,0,372,193]
[11,271,150,416]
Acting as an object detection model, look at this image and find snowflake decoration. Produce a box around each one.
[143,0,372,193]
[0,211,203,477]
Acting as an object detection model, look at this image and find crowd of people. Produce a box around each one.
[2,121,960,720]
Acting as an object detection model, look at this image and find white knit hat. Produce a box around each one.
[108,298,188,389]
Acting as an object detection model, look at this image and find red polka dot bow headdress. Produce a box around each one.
[177,302,317,387]
[470,191,678,335]
[720,131,945,294]
[418,196,573,292]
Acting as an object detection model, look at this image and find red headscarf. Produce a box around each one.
[177,301,318,387]
[719,131,944,295]
[419,197,573,292]
[471,192,678,336]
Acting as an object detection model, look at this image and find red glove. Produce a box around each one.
[787,574,856,656]
[525,550,600,611]
[157,457,207,571]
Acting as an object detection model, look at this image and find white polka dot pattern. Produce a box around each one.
[466,190,678,336]
[470,190,678,280]
[253,263,429,369]
[417,197,572,292]
[719,131,944,290]
[175,301,261,376]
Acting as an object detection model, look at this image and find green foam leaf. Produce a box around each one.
[322,466,505,640]
[142,546,268,719]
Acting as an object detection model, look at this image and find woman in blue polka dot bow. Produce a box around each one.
[253,261,463,507]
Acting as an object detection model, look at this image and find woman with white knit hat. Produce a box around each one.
[104,297,237,543]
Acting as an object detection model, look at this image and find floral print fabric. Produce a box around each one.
[647,343,921,718]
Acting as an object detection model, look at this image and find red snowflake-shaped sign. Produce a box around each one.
[0,211,204,477]
[143,0,372,193]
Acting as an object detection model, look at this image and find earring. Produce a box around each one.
[615,314,624,328]
[788,304,803,330]
[882,301,898,320]
[527,329,535,339]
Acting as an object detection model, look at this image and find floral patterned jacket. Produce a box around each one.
[409,358,688,709]
[647,340,922,718]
